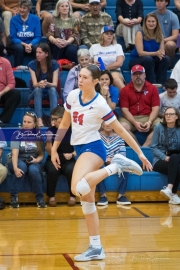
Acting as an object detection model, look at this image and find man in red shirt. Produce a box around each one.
[119,65,160,146]
[0,43,20,125]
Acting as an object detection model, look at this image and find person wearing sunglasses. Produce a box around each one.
[151,106,180,205]
[44,106,76,206]
[8,112,46,208]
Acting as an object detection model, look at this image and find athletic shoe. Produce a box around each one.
[10,195,19,208]
[160,186,172,199]
[111,154,143,176]
[97,196,108,206]
[74,245,105,262]
[169,194,180,205]
[116,196,131,205]
[37,200,47,208]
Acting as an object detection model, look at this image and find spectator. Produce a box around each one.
[150,107,180,205]
[28,43,59,127]
[1,0,19,37]
[36,0,58,36]
[44,106,76,207]
[129,13,170,86]
[119,64,160,146]
[99,70,119,111]
[8,112,46,208]
[97,121,130,206]
[0,43,21,125]
[0,140,8,187]
[70,0,106,20]
[47,0,80,64]
[159,78,180,118]
[9,0,41,67]
[63,48,90,102]
[80,0,113,48]
[0,18,7,55]
[115,0,143,52]
[171,59,180,93]
[89,25,125,91]
[153,0,179,67]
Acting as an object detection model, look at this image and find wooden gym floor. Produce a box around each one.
[0,202,180,270]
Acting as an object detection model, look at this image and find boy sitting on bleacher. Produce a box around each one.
[159,78,180,118]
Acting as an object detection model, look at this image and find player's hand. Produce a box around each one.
[51,151,61,170]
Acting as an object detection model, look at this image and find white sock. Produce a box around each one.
[104,163,118,176]
[89,235,101,247]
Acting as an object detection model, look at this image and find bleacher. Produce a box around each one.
[1,0,179,204]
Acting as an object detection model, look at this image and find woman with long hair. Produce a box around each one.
[89,25,125,92]
[47,0,80,63]
[99,70,119,111]
[28,43,59,126]
[129,13,170,85]
[8,112,46,208]
[51,64,152,261]
[151,107,180,205]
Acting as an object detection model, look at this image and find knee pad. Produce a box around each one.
[75,178,91,197]
[81,201,96,215]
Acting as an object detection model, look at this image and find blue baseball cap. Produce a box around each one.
[101,26,115,34]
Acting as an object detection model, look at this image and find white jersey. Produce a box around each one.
[64,89,116,145]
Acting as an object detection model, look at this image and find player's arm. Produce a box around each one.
[51,111,71,169]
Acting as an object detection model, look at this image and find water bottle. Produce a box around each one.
[98,57,106,71]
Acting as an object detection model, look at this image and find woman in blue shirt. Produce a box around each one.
[10,0,41,67]
[99,70,119,111]
[28,43,59,126]
[129,13,170,86]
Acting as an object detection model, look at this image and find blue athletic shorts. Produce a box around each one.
[74,140,106,162]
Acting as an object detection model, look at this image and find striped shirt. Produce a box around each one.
[100,133,126,158]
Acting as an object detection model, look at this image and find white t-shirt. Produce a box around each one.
[159,91,180,114]
[89,43,124,71]
[171,60,180,93]
[64,89,116,145]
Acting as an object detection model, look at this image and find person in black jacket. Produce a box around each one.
[44,106,76,206]
[115,0,143,52]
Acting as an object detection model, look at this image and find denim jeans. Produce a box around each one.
[129,55,170,85]
[97,173,128,195]
[12,43,38,67]
[50,43,78,64]
[9,159,44,202]
[29,87,58,117]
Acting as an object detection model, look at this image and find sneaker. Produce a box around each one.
[111,154,143,176]
[97,196,108,206]
[116,196,131,205]
[169,194,180,205]
[74,245,105,262]
[160,186,172,199]
[10,195,19,208]
[37,200,47,208]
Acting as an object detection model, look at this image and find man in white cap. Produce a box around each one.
[80,0,113,48]
[119,64,160,146]
[70,0,106,20]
